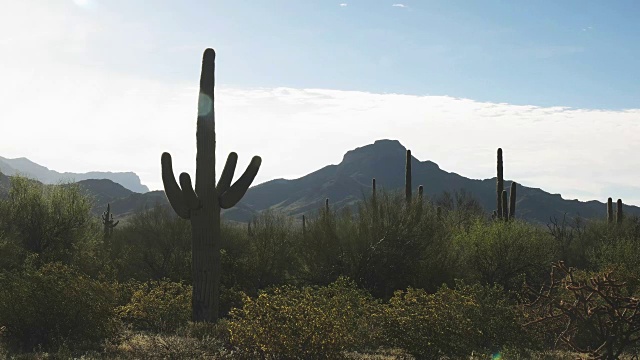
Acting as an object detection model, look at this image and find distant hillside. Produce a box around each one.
[230,139,640,224]
[3,140,638,226]
[0,156,148,193]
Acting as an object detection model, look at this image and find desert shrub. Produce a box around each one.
[110,204,191,282]
[116,279,191,333]
[0,262,119,352]
[341,190,454,298]
[228,277,378,359]
[524,261,640,359]
[0,176,103,271]
[454,219,557,291]
[376,282,528,359]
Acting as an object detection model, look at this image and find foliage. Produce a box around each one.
[376,282,527,359]
[228,277,379,359]
[116,279,191,333]
[110,203,191,282]
[454,218,557,291]
[0,176,103,272]
[0,262,119,352]
[525,261,640,360]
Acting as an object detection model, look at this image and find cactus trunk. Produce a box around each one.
[502,190,509,221]
[509,182,517,219]
[496,148,504,219]
[405,150,412,204]
[617,199,623,224]
[607,197,613,223]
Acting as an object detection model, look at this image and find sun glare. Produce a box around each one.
[73,0,91,8]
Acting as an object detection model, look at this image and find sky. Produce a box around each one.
[1,0,640,204]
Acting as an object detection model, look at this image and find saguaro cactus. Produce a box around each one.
[405,149,412,204]
[501,190,509,221]
[102,203,119,238]
[617,199,623,224]
[496,148,504,219]
[607,197,613,223]
[161,49,261,323]
[509,182,517,219]
[302,215,306,236]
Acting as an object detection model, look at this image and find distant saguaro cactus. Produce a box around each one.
[101,203,119,238]
[418,185,424,199]
[405,149,412,204]
[509,182,517,219]
[161,48,262,323]
[501,190,509,221]
[325,198,330,213]
[302,215,306,236]
[496,148,504,219]
[617,199,623,224]
[607,197,613,223]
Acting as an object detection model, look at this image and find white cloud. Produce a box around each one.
[392,4,407,8]
[339,3,348,7]
[3,1,640,207]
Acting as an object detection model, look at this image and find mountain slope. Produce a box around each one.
[231,139,640,224]
[0,156,149,193]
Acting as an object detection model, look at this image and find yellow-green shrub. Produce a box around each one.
[0,262,119,352]
[228,277,378,359]
[116,279,191,333]
[376,282,527,359]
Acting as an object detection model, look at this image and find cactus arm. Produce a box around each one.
[161,152,190,219]
[179,173,201,210]
[112,220,119,228]
[217,152,238,195]
[218,156,262,209]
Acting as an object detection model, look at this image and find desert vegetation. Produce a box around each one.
[1,172,640,359]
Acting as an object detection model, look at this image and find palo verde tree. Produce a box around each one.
[161,48,262,322]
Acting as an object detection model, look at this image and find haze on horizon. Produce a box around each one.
[1,1,640,204]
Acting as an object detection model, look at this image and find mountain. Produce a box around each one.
[2,140,637,226]
[73,179,169,220]
[0,156,149,193]
[229,139,640,224]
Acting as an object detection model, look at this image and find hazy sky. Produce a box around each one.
[2,1,640,204]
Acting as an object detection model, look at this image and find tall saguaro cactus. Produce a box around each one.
[509,181,517,219]
[607,197,613,223]
[161,48,262,323]
[405,149,412,204]
[496,148,504,219]
[617,199,623,224]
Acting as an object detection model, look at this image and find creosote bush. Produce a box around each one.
[376,282,528,359]
[228,277,379,359]
[116,279,191,333]
[0,261,119,352]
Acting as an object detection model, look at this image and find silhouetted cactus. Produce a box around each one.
[302,215,306,236]
[325,198,330,213]
[617,199,623,224]
[496,148,504,219]
[248,221,253,237]
[501,190,509,221]
[161,49,262,323]
[418,185,424,199]
[405,149,412,204]
[607,197,613,223]
[101,203,119,238]
[509,182,517,219]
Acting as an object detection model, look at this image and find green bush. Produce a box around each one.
[0,262,119,352]
[116,279,191,333]
[376,282,528,359]
[454,219,557,291]
[228,277,378,359]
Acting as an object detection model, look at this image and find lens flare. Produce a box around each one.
[198,93,213,117]
[492,352,502,360]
